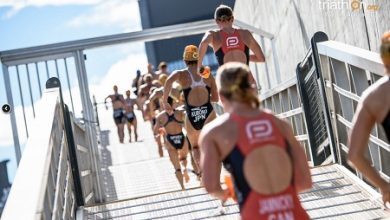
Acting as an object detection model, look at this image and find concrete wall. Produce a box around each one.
[234,0,390,88]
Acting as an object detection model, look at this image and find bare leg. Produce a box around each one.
[117,123,125,143]
[192,146,201,180]
[126,122,132,142]
[167,148,185,190]
[179,142,190,182]
[156,135,163,157]
[132,119,138,141]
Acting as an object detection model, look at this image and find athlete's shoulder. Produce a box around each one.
[237,28,251,35]
[154,87,164,94]
[360,76,390,116]
[263,109,292,135]
[363,76,389,96]
[156,110,167,120]
[139,83,148,90]
[202,113,231,135]
[261,108,277,116]
[206,30,218,35]
[170,69,187,77]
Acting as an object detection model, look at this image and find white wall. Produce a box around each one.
[234,0,390,88]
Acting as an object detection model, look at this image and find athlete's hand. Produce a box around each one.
[198,65,211,79]
[221,188,231,205]
[104,101,108,110]
[163,101,173,114]
[380,183,390,208]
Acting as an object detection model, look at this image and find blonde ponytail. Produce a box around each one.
[217,62,260,108]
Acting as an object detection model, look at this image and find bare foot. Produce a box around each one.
[183,170,190,183]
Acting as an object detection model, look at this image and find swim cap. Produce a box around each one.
[158,61,167,69]
[158,73,168,85]
[215,4,233,20]
[380,31,390,65]
[183,45,199,61]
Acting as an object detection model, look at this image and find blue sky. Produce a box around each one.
[0,0,148,182]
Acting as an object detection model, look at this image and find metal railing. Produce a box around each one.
[1,78,100,219]
[2,79,75,219]
[257,32,389,183]
[1,51,103,203]
[317,40,390,181]
[260,77,312,165]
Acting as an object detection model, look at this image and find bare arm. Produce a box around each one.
[348,100,390,198]
[153,114,163,134]
[198,31,214,69]
[244,30,265,63]
[279,118,312,192]
[199,128,226,201]
[162,71,180,113]
[131,98,138,109]
[207,74,219,103]
[149,89,162,103]
[176,109,186,121]
[104,95,110,103]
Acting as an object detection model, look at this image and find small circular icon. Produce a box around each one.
[2,104,11,113]
[351,1,361,11]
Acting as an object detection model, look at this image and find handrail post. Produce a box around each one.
[74,50,103,202]
[2,63,21,165]
[271,38,282,84]
[46,77,85,206]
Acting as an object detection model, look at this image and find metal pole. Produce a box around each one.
[16,66,29,138]
[2,64,22,164]
[45,61,50,79]
[35,62,42,97]
[93,95,100,128]
[271,38,282,84]
[74,50,103,202]
[54,59,60,79]
[25,64,36,117]
[260,36,271,90]
[64,58,75,114]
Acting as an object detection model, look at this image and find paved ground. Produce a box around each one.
[80,109,390,219]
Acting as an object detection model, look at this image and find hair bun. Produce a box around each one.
[382,31,390,44]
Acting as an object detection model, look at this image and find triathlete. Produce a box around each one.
[104,85,127,143]
[132,70,141,96]
[200,62,312,220]
[124,90,138,142]
[163,45,219,178]
[148,83,165,157]
[198,4,265,89]
[138,74,154,121]
[159,74,168,86]
[348,31,390,206]
[156,61,170,76]
[154,96,190,189]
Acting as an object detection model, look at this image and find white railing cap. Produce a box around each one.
[1,88,61,220]
[317,41,385,76]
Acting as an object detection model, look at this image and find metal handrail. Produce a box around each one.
[317,41,385,76]
[317,40,390,181]
[1,77,99,219]
[2,84,76,219]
